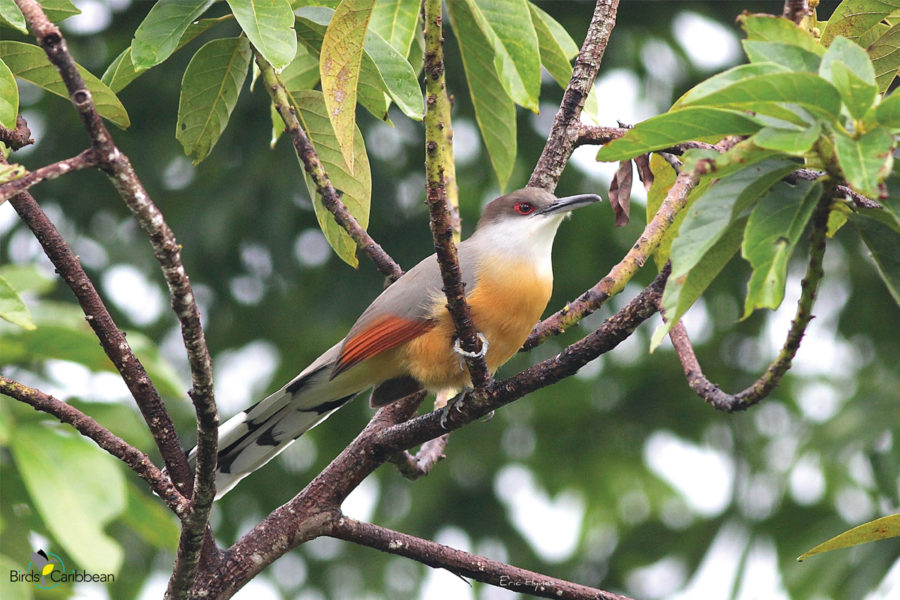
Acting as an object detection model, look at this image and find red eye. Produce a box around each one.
[514,201,535,215]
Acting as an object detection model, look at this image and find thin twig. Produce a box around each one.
[423,0,490,389]
[0,115,33,151]
[574,124,718,155]
[254,50,404,282]
[528,0,620,191]
[666,191,830,411]
[329,516,635,600]
[0,149,98,203]
[0,376,189,515]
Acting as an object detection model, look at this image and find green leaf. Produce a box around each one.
[319,0,375,170]
[226,0,297,70]
[369,0,420,57]
[447,0,516,189]
[753,123,819,154]
[595,108,763,162]
[38,0,81,23]
[0,264,54,296]
[529,2,577,88]
[119,483,180,549]
[176,37,252,164]
[680,72,842,126]
[650,159,799,348]
[876,91,900,129]
[0,274,35,330]
[646,153,680,269]
[741,180,822,317]
[295,7,390,121]
[476,0,541,112]
[822,0,900,45]
[868,23,900,93]
[362,26,423,120]
[281,42,319,90]
[739,13,824,55]
[819,36,877,118]
[798,514,900,561]
[833,128,895,197]
[672,62,791,109]
[131,0,215,69]
[0,58,17,129]
[0,41,130,128]
[103,17,228,93]
[853,213,900,305]
[0,0,26,34]
[742,41,820,72]
[10,424,126,574]
[284,89,371,268]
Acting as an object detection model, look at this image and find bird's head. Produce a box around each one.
[475,187,602,239]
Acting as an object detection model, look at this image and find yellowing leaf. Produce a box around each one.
[798,514,900,561]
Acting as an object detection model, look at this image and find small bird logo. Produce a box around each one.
[29,549,59,588]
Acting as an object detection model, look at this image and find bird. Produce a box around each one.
[204,187,601,498]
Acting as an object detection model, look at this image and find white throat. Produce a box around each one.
[469,214,566,280]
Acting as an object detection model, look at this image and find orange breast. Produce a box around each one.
[400,255,553,390]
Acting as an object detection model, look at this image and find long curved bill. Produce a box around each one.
[538,193,603,215]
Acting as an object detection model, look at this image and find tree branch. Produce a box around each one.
[666,191,830,411]
[329,516,635,600]
[423,0,490,390]
[783,0,810,24]
[0,149,98,204]
[254,50,404,282]
[0,115,33,151]
[12,1,220,593]
[528,0,620,191]
[0,376,189,515]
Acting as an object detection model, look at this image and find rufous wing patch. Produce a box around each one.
[333,316,436,378]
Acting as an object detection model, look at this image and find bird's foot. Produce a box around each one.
[439,388,473,430]
[452,332,488,369]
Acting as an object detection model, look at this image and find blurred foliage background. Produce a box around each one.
[1,1,898,599]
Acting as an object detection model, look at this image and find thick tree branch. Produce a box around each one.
[12,1,219,594]
[0,376,189,515]
[329,516,635,600]
[254,50,404,282]
[0,149,98,203]
[423,0,490,389]
[528,0,619,191]
[666,192,830,411]
[0,115,33,151]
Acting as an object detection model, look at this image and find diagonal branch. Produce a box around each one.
[0,376,189,515]
[528,0,620,192]
[666,191,830,412]
[0,149,98,203]
[254,50,404,282]
[423,0,490,390]
[329,516,635,600]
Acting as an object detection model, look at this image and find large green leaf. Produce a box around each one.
[868,23,900,93]
[447,0,516,189]
[369,0,419,57]
[679,72,842,126]
[0,274,35,330]
[833,128,895,197]
[362,26,422,120]
[854,212,900,305]
[822,0,900,45]
[739,13,824,55]
[226,0,296,69]
[742,41,820,72]
[176,37,252,163]
[798,514,900,561]
[529,2,577,87]
[595,108,762,162]
[36,0,80,22]
[820,36,877,118]
[0,41,130,128]
[284,89,371,268]
[0,57,17,129]
[131,0,215,69]
[476,0,541,112]
[319,0,375,170]
[672,62,790,109]
[650,159,799,348]
[10,424,126,574]
[295,7,389,121]
[876,90,900,129]
[103,17,228,93]
[752,123,819,154]
[741,180,822,317]
[0,0,26,34]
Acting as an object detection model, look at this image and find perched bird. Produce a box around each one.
[206,187,601,498]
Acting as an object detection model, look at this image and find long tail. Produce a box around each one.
[194,343,366,499]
